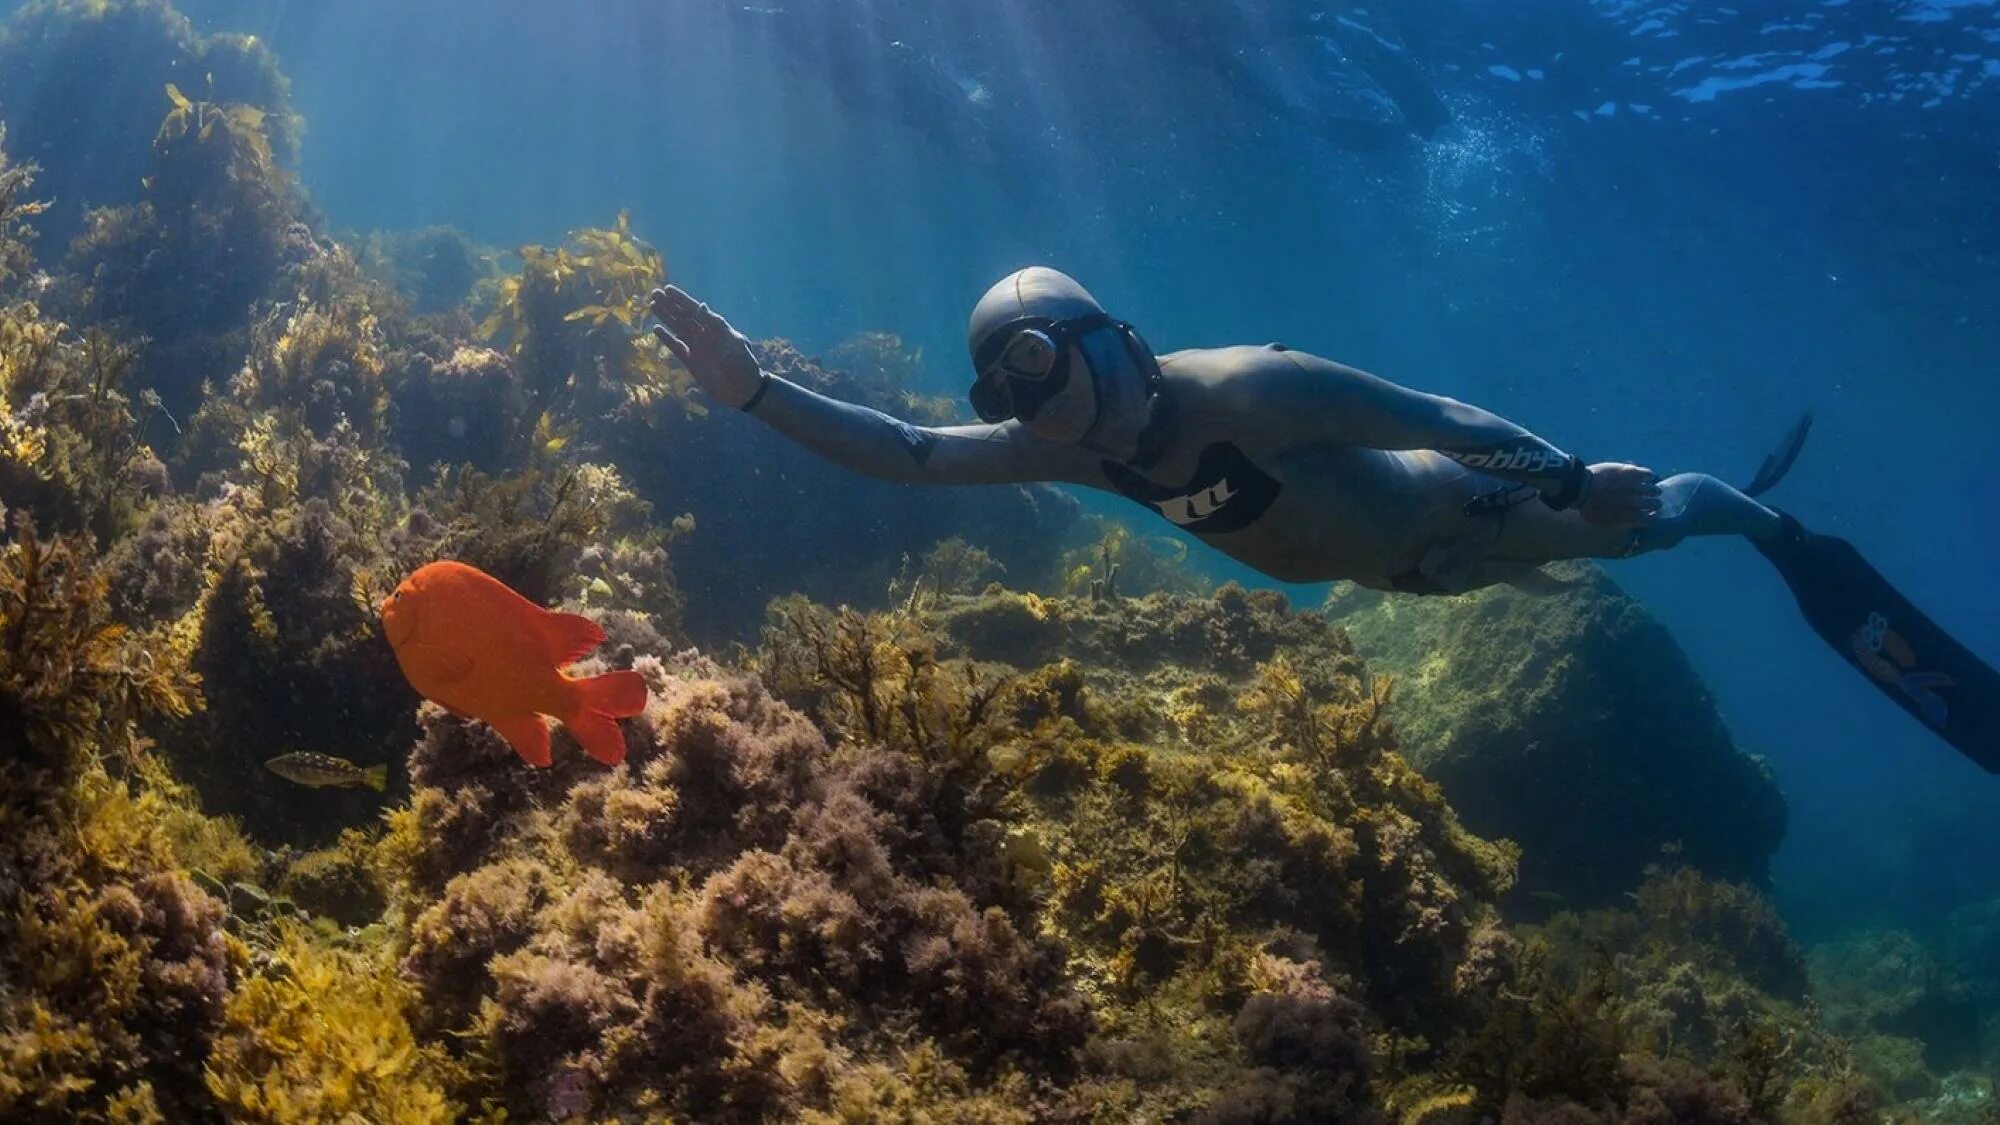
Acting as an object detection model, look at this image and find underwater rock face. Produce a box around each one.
[1330,563,1787,908]
[1943,897,2000,1067]
[1810,928,1985,1078]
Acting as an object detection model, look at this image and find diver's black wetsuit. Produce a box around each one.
[651,275,1995,771]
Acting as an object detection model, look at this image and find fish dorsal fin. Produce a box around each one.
[537,608,607,668]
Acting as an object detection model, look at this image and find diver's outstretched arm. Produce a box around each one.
[1241,348,1661,526]
[650,286,1104,487]
[741,375,1107,486]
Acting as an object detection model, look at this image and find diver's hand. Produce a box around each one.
[649,286,765,409]
[1579,462,1663,527]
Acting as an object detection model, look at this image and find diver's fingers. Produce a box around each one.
[653,283,698,309]
[649,285,687,315]
[669,297,724,341]
[652,324,693,365]
[651,285,706,328]
[694,301,734,337]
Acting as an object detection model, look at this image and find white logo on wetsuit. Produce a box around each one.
[1443,448,1568,473]
[1101,442,1280,535]
[1156,479,1238,526]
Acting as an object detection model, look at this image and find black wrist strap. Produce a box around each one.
[1543,455,1589,510]
[740,371,772,414]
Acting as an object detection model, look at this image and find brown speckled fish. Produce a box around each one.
[265,751,388,792]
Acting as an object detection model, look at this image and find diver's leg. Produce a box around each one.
[1486,468,1999,770]
[1482,472,1779,564]
[1483,501,1642,564]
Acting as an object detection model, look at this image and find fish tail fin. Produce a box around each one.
[364,763,388,792]
[571,668,649,717]
[564,669,649,766]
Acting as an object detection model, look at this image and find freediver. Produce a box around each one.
[648,267,1998,770]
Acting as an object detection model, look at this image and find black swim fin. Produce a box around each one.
[1757,513,2000,772]
[1744,412,1813,497]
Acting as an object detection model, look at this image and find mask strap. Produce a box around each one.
[1077,321,1157,455]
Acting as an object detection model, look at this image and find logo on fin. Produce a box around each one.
[1853,611,1955,729]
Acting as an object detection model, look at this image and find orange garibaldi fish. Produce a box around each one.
[380,561,649,767]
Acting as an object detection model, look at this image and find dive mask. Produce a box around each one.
[968,312,1118,424]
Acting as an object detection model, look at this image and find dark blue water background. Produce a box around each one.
[27,0,2000,937]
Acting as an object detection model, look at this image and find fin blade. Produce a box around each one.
[1759,517,2000,771]
[538,609,608,668]
[489,713,554,768]
[1744,412,1813,498]
[364,763,388,792]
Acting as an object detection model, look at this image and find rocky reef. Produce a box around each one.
[1331,564,1789,909]
[0,2,1982,1120]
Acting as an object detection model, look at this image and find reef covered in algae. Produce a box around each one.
[1330,568,1789,911]
[0,1,1992,1120]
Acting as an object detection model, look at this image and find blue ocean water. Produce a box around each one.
[152,0,1998,939]
[3,0,1999,1103]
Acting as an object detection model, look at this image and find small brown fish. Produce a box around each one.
[265,752,387,792]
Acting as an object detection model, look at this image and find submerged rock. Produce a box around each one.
[1330,562,1787,907]
[1809,928,1981,1077]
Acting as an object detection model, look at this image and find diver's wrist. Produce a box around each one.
[1543,455,1591,510]
[739,369,773,414]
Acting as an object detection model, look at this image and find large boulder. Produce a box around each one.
[1329,562,1786,907]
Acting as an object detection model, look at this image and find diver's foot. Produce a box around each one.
[1640,473,1784,550]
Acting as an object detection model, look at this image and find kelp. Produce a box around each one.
[406,460,666,612]
[62,78,314,411]
[0,303,168,542]
[760,595,1019,786]
[0,519,219,1123]
[477,210,701,438]
[155,79,275,183]
[887,536,1006,616]
[0,124,48,290]
[0,516,198,770]
[206,922,466,1124]
[179,494,413,844]
[1057,516,1203,601]
[0,0,299,254]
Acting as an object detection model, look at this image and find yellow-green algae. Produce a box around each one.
[1331,565,1788,909]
